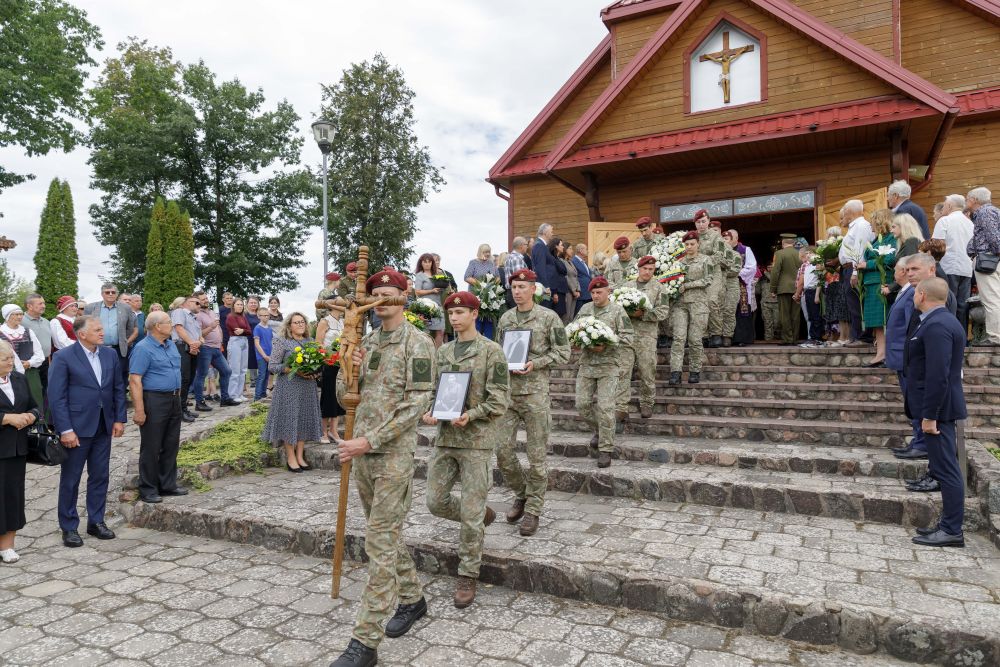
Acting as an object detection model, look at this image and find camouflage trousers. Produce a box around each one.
[670,300,710,373]
[761,299,778,340]
[631,324,658,409]
[616,345,636,413]
[352,451,422,649]
[722,277,739,338]
[576,374,617,452]
[426,447,492,578]
[707,274,726,336]
[496,392,550,516]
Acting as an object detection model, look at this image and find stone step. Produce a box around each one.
[121,468,1000,664]
[547,392,1000,428]
[549,409,1000,448]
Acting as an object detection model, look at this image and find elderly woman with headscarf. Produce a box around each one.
[0,305,45,408]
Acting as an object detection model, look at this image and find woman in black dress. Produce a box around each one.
[315,311,346,442]
[0,339,40,563]
[547,237,570,319]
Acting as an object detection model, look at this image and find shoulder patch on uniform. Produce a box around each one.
[368,351,381,370]
[659,292,670,306]
[554,326,567,346]
[413,357,432,382]
[493,361,509,385]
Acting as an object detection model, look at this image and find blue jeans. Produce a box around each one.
[255,355,270,400]
[193,346,232,403]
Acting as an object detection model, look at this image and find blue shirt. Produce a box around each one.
[129,335,182,391]
[100,305,119,345]
[253,324,273,357]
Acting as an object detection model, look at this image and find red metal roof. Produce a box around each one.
[956,86,1000,115]
[601,0,683,23]
[496,153,549,178]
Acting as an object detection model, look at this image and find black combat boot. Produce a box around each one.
[688,372,700,384]
[329,639,377,667]
[668,372,682,385]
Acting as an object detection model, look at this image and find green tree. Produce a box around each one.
[0,0,102,196]
[319,53,444,271]
[161,201,194,302]
[0,257,33,305]
[33,178,79,317]
[143,197,167,308]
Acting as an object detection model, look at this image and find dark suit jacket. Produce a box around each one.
[0,373,39,458]
[885,285,914,371]
[531,238,557,290]
[897,199,931,241]
[47,344,127,438]
[573,256,593,301]
[904,306,967,422]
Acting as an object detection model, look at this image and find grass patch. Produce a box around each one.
[989,447,1000,464]
[176,403,273,491]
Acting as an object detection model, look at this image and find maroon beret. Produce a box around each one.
[709,220,722,229]
[692,208,709,222]
[366,266,407,293]
[444,291,480,311]
[613,236,630,250]
[637,255,656,268]
[635,216,653,229]
[589,276,609,290]
[683,230,700,243]
[325,272,340,281]
[509,269,538,283]
[346,262,358,272]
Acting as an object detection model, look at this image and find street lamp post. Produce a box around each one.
[311,119,335,279]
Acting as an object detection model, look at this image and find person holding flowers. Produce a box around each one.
[670,231,715,385]
[465,244,500,338]
[413,253,446,348]
[261,312,323,472]
[572,276,633,468]
[316,309,345,442]
[858,208,899,367]
[619,256,670,418]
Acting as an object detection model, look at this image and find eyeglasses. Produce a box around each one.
[104,290,117,295]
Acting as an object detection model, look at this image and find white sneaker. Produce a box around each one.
[0,548,20,563]
[232,396,245,404]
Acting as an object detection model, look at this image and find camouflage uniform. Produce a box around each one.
[338,276,358,300]
[426,335,510,578]
[758,272,778,340]
[574,301,634,452]
[699,228,740,337]
[670,254,714,373]
[337,320,436,650]
[317,287,336,319]
[632,235,656,263]
[722,273,740,339]
[622,277,670,412]
[605,255,638,289]
[495,304,570,516]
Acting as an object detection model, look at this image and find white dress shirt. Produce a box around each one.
[0,324,44,374]
[933,210,974,277]
[50,314,77,351]
[81,344,103,384]
[0,374,13,405]
[839,216,875,266]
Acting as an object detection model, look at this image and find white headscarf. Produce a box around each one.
[1,304,23,321]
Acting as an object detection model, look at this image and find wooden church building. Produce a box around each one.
[488,0,1000,258]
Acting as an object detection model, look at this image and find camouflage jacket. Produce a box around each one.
[632,236,656,262]
[433,335,510,450]
[496,304,571,396]
[606,255,638,288]
[699,228,742,278]
[623,278,670,334]
[678,254,714,305]
[317,287,336,319]
[337,276,357,300]
[339,320,436,453]
[575,300,634,378]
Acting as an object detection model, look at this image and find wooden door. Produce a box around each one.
[817,188,888,235]
[587,221,641,261]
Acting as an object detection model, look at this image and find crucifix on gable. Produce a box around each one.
[699,31,755,104]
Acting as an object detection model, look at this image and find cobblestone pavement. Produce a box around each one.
[1,526,918,667]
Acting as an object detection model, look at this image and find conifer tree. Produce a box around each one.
[162,202,195,302]
[34,178,79,317]
[143,198,167,308]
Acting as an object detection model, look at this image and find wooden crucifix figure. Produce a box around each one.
[699,30,755,104]
[314,246,408,599]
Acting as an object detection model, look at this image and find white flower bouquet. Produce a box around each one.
[657,261,687,299]
[407,297,442,321]
[649,231,686,274]
[565,316,619,353]
[470,274,507,320]
[533,282,545,304]
[610,286,651,318]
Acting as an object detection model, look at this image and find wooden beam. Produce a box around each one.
[889,127,908,182]
[583,171,605,222]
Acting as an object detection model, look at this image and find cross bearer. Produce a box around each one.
[331,266,436,667]
[423,291,510,608]
[495,269,570,537]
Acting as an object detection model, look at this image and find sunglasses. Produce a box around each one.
[104,290,117,295]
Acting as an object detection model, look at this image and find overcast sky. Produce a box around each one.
[0,0,612,316]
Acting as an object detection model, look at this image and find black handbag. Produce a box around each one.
[975,252,1000,275]
[26,423,67,466]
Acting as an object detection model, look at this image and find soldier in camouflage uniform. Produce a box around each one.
[622,256,670,418]
[574,275,634,468]
[423,292,510,608]
[317,272,340,320]
[670,231,714,386]
[631,216,657,261]
[338,262,359,300]
[757,263,778,340]
[495,269,570,537]
[693,210,740,348]
[719,230,742,346]
[605,236,638,288]
[331,267,436,667]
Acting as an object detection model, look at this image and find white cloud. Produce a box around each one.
[0,0,609,316]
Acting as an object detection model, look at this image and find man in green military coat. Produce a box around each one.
[770,233,802,345]
[423,291,510,608]
[495,269,570,537]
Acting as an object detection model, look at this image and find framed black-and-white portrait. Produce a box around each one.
[432,371,472,421]
[502,329,531,371]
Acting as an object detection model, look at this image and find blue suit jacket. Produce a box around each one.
[48,343,127,438]
[896,199,930,241]
[573,255,593,301]
[531,238,556,289]
[885,285,914,371]
[903,307,967,422]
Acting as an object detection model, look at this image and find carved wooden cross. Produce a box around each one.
[699,31,755,104]
[314,246,408,598]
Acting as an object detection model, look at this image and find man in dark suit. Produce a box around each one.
[531,223,557,309]
[48,316,127,547]
[572,243,593,316]
[905,278,967,547]
[889,179,931,240]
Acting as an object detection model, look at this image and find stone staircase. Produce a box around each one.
[121,344,1000,665]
